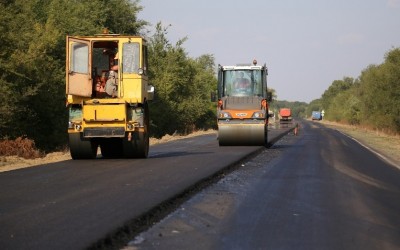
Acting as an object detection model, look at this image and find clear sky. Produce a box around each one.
[138,0,400,103]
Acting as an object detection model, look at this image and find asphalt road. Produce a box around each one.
[0,125,290,250]
[127,121,400,250]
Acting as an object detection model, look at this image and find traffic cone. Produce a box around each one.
[294,123,299,136]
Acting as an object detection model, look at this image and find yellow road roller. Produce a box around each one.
[65,30,154,159]
[216,60,271,146]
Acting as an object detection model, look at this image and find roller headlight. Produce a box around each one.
[252,111,265,119]
[219,111,232,119]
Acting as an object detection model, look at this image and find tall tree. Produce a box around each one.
[0,0,146,150]
[359,48,400,133]
[147,23,217,137]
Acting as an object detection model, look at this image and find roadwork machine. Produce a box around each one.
[66,30,154,159]
[216,60,270,146]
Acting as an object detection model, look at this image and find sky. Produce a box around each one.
[138,0,400,103]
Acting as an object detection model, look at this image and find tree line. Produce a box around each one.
[263,46,399,137]
[308,47,400,135]
[0,0,216,152]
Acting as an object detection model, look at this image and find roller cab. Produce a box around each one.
[216,60,269,146]
[65,30,154,159]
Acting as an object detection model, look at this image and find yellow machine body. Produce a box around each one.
[66,31,154,159]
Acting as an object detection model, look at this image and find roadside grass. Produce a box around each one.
[322,121,400,168]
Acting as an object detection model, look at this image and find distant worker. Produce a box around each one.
[234,72,250,89]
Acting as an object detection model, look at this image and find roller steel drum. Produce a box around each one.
[218,123,267,146]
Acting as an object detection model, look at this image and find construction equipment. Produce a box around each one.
[66,30,154,159]
[279,108,292,123]
[216,60,270,146]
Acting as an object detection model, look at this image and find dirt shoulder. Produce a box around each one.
[321,121,400,169]
[0,130,217,173]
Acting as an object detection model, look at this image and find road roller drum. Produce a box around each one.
[218,123,267,146]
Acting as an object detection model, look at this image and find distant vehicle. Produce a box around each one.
[279,108,292,123]
[312,111,322,120]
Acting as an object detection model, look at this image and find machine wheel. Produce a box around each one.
[123,102,149,158]
[69,133,98,159]
[100,138,123,158]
